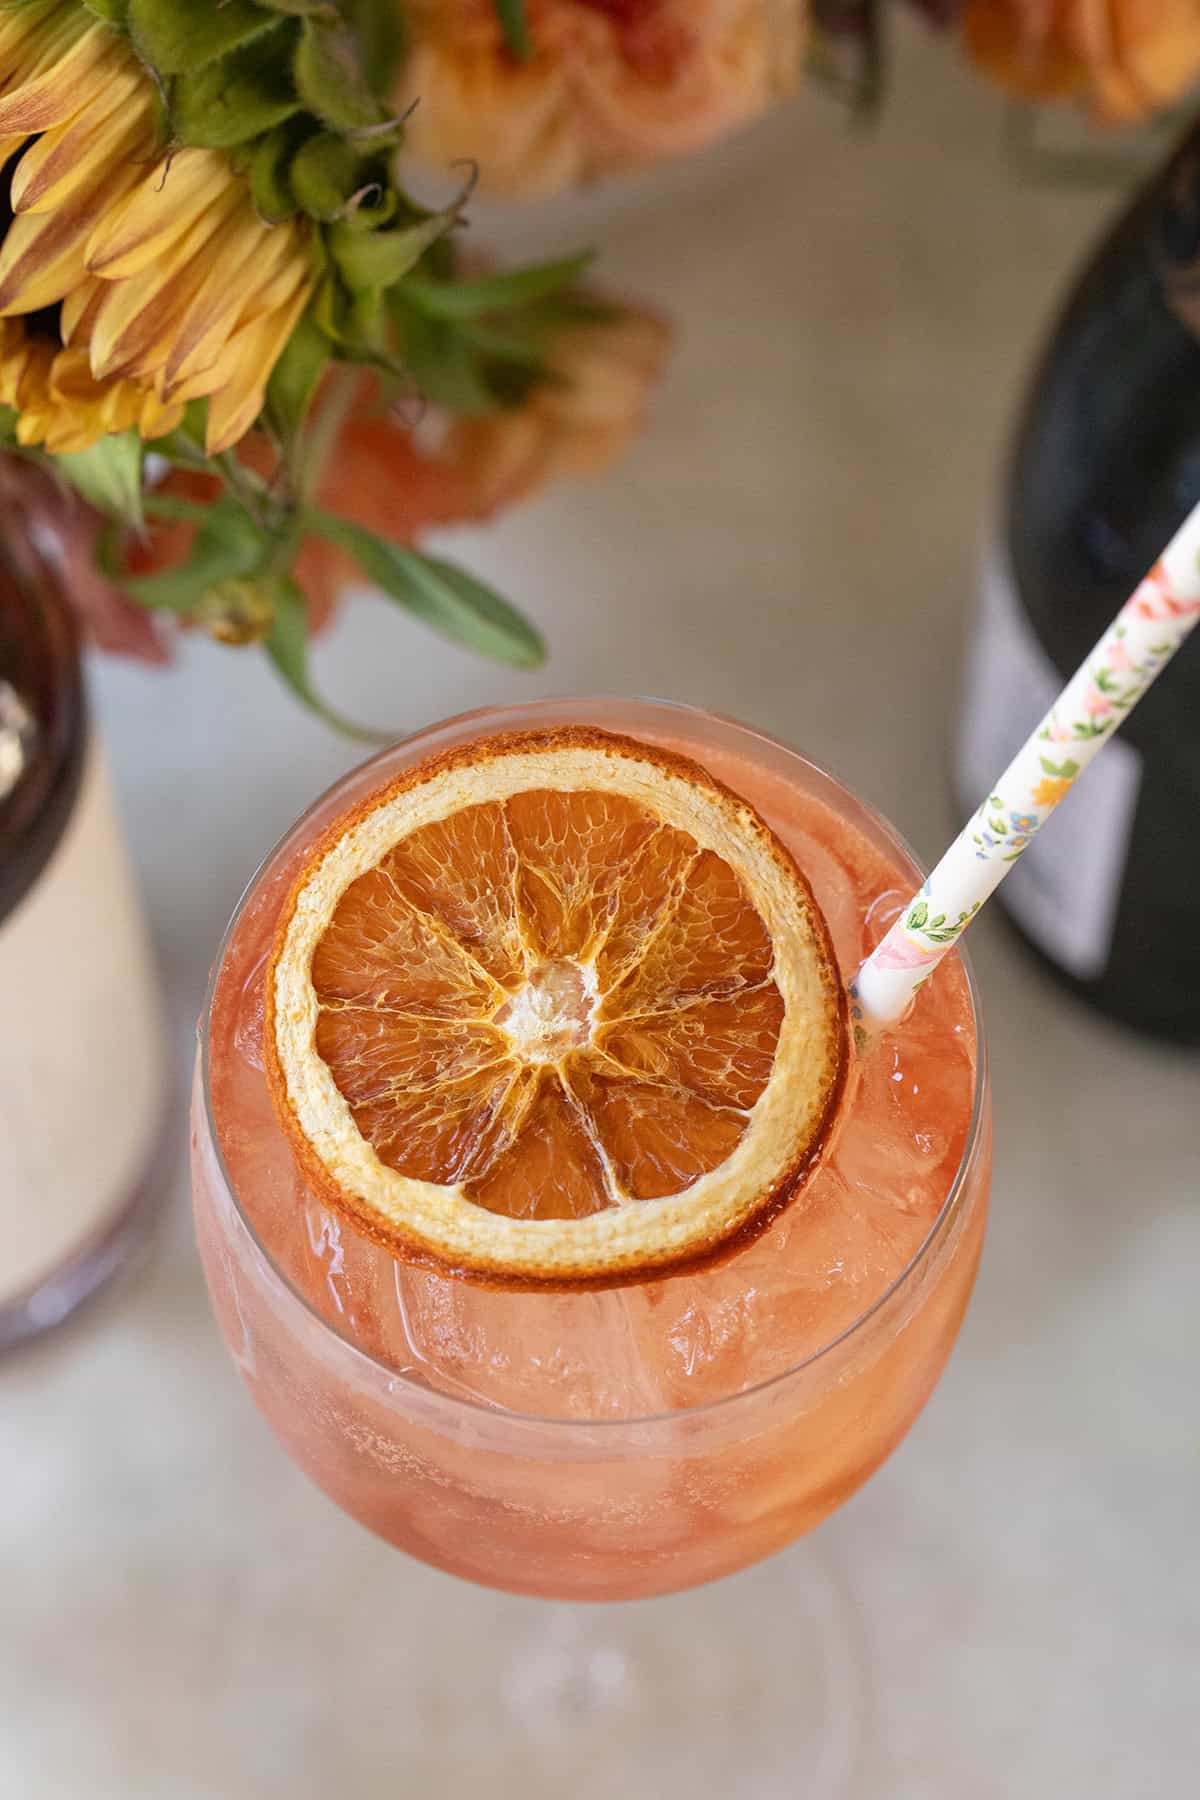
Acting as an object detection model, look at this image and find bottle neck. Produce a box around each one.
[0,506,86,925]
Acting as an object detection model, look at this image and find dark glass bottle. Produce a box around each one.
[0,513,167,1350]
[0,536,86,917]
[956,124,1200,1045]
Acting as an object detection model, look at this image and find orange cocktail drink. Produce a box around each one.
[193,698,990,1600]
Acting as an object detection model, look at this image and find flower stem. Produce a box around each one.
[296,363,359,507]
[215,450,269,530]
[143,493,212,525]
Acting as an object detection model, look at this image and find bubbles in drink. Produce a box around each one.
[233,949,269,1072]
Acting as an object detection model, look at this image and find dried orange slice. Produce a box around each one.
[266,727,847,1286]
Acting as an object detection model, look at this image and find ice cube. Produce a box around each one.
[381,1267,677,1419]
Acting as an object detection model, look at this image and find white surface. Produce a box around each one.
[3,22,1198,1799]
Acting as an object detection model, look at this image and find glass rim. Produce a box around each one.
[199,695,989,1433]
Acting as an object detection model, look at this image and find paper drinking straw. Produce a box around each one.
[852,502,1200,1035]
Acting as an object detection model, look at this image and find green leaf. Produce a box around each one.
[1038,755,1081,779]
[308,510,545,666]
[266,311,332,443]
[330,205,460,292]
[261,0,339,14]
[242,119,308,221]
[400,253,594,321]
[493,0,532,60]
[289,131,382,222]
[93,519,123,581]
[128,0,278,74]
[0,404,18,448]
[346,284,389,354]
[341,0,407,94]
[142,492,213,526]
[83,0,129,21]
[456,322,546,372]
[294,16,386,131]
[54,431,144,528]
[125,497,264,612]
[153,401,212,471]
[265,576,386,739]
[509,292,620,335]
[312,270,352,343]
[907,900,929,930]
[172,24,302,149]
[391,301,495,413]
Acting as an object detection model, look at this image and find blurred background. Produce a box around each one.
[3,8,1199,1796]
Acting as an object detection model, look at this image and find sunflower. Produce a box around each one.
[0,0,315,454]
[0,1,663,728]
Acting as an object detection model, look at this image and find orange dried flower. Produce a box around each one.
[443,303,673,513]
[963,0,1200,123]
[397,1,807,197]
[129,301,670,633]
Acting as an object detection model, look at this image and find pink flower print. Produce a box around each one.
[1132,563,1173,622]
[1083,682,1113,718]
[1107,639,1133,673]
[1131,561,1200,623]
[873,926,943,971]
[1045,715,1074,743]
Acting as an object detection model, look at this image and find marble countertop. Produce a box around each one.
[3,22,1198,1799]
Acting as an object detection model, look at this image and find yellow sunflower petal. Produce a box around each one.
[9,69,150,214]
[160,202,291,388]
[12,335,54,408]
[0,3,328,457]
[40,413,105,453]
[16,408,54,448]
[164,257,313,414]
[137,390,185,441]
[85,185,244,380]
[0,7,122,137]
[0,205,88,314]
[0,321,32,405]
[163,228,309,396]
[12,338,56,442]
[60,275,105,346]
[205,281,313,454]
[230,234,314,327]
[84,147,242,280]
[0,0,62,55]
[0,159,141,314]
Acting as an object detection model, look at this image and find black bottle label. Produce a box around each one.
[957,541,1143,981]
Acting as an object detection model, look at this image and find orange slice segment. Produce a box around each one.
[266,727,848,1287]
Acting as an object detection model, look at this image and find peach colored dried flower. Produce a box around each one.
[398,1,807,197]
[444,302,673,512]
[963,0,1200,124]
[129,301,670,632]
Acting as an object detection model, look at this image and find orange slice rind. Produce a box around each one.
[266,727,848,1287]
